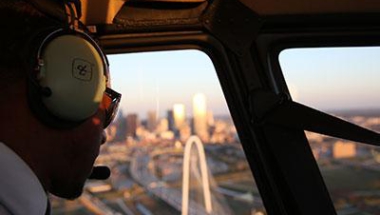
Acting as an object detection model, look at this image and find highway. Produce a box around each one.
[130,150,232,215]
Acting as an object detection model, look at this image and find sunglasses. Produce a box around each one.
[103,87,122,128]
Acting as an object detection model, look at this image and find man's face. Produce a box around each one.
[47,97,108,199]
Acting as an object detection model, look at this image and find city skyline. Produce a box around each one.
[55,106,380,214]
[108,50,231,118]
[115,93,228,121]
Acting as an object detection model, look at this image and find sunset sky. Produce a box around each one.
[108,47,380,119]
[279,47,380,111]
[108,50,229,119]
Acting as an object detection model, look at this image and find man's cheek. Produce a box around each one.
[92,116,102,126]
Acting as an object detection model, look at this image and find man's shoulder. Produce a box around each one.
[0,203,12,215]
[0,142,48,215]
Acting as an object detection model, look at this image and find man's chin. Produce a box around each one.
[50,181,86,200]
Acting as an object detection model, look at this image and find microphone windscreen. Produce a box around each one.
[88,166,111,180]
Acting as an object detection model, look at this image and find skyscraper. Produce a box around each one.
[207,110,215,127]
[114,110,127,141]
[156,118,169,133]
[173,103,186,130]
[167,110,175,132]
[192,93,209,142]
[147,110,157,132]
[126,114,139,138]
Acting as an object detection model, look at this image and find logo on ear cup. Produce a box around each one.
[72,58,93,81]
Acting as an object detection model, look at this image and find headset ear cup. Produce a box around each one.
[27,80,82,129]
[38,34,106,121]
[27,30,108,129]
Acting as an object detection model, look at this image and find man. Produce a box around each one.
[0,0,120,214]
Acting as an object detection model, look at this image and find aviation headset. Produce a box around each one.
[26,0,110,129]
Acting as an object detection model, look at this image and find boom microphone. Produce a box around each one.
[88,166,111,180]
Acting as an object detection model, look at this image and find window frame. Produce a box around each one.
[100,31,283,214]
[98,26,380,214]
[260,25,380,215]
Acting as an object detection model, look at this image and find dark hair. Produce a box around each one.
[0,0,57,85]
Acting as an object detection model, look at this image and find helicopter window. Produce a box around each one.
[279,47,380,214]
[51,50,266,215]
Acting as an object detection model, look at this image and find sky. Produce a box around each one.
[279,47,380,111]
[108,50,230,119]
[107,47,380,119]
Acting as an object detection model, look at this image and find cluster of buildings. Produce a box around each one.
[307,132,359,160]
[106,93,237,144]
[307,115,380,161]
[53,109,380,214]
